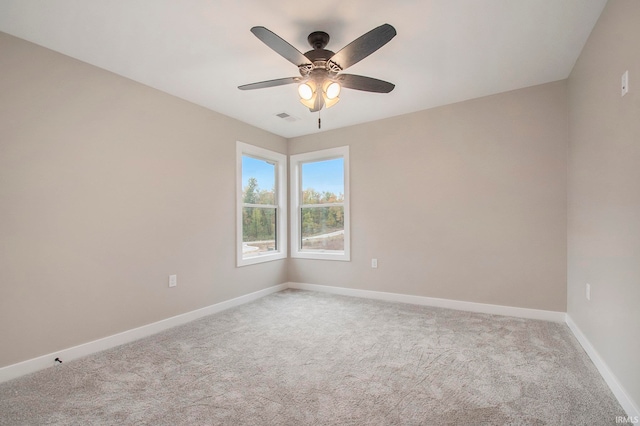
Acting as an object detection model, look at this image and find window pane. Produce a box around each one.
[242,156,275,205]
[300,206,344,251]
[301,158,344,205]
[242,207,276,258]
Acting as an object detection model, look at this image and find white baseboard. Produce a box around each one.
[286,282,567,323]
[0,283,287,384]
[566,315,639,419]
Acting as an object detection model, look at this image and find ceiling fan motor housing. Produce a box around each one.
[300,31,340,78]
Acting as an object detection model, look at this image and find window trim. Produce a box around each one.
[290,146,350,261]
[236,142,287,267]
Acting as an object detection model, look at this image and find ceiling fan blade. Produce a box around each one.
[250,26,310,67]
[238,77,301,90]
[329,24,396,70]
[336,74,395,93]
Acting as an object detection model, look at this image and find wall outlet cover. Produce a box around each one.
[586,283,591,301]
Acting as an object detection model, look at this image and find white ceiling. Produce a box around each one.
[0,0,607,138]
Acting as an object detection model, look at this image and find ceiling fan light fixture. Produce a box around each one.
[324,81,341,100]
[299,93,317,109]
[322,80,341,108]
[298,82,315,100]
[323,95,340,108]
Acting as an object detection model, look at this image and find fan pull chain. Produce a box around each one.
[318,110,321,129]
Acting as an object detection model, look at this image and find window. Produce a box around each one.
[290,146,350,261]
[236,142,287,266]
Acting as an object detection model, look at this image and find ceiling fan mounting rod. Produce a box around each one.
[307,31,330,50]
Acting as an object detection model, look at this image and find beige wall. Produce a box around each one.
[567,0,640,409]
[289,81,568,312]
[0,32,288,367]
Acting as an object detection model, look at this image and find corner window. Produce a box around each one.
[236,142,287,266]
[290,146,350,261]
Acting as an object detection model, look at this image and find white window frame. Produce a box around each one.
[236,142,287,267]
[290,146,350,261]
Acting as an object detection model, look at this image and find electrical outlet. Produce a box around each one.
[169,275,177,288]
[621,70,629,97]
[371,258,378,268]
[586,283,591,301]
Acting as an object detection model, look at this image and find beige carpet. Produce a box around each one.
[0,289,625,425]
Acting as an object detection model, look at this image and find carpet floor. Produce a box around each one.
[0,289,625,425]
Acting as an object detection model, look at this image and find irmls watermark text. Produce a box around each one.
[616,416,639,424]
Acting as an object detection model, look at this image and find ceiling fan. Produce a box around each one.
[238,24,397,113]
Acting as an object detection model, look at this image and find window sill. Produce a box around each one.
[237,251,286,267]
[291,251,350,262]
